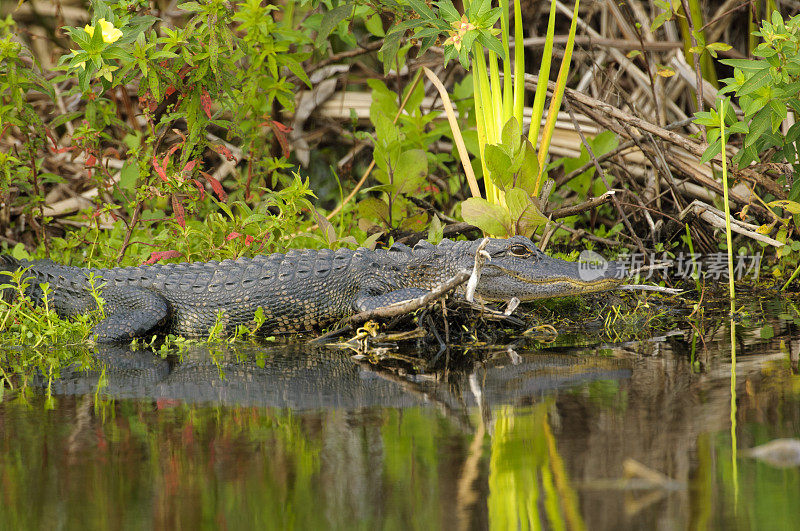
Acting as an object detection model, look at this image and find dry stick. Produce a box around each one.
[566,93,774,221]
[555,117,696,186]
[344,270,472,327]
[615,119,685,215]
[304,41,383,76]
[116,201,143,264]
[563,101,647,256]
[549,191,615,218]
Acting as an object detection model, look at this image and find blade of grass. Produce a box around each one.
[535,0,580,195]
[500,0,513,123]
[512,0,525,125]
[720,97,734,300]
[528,0,558,147]
[423,67,482,198]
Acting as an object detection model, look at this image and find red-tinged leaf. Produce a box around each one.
[210,143,236,162]
[226,232,242,241]
[172,196,186,228]
[182,159,198,173]
[86,154,97,166]
[165,85,176,96]
[152,156,168,182]
[200,89,213,119]
[91,209,104,219]
[190,179,205,199]
[244,235,254,246]
[45,128,73,154]
[270,119,292,133]
[143,250,182,265]
[200,170,227,201]
[269,121,292,158]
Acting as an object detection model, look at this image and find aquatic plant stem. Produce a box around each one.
[720,98,735,301]
[720,96,739,507]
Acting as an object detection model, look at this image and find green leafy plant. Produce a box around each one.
[385,0,582,237]
[696,12,800,188]
[356,77,454,238]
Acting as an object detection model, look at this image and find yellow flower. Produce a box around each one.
[84,18,123,43]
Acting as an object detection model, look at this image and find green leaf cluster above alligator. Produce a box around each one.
[0,236,623,342]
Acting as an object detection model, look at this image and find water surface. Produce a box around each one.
[1,297,799,529]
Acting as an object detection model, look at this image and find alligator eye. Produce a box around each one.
[509,244,530,256]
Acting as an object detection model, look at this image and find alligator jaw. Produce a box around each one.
[476,256,625,302]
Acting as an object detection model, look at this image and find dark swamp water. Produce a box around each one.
[1,297,800,530]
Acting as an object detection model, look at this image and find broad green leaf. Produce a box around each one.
[357,197,390,224]
[385,19,427,36]
[591,131,619,154]
[506,187,547,237]
[428,214,444,244]
[501,117,521,149]
[484,144,513,190]
[769,99,788,130]
[461,197,510,237]
[515,140,540,193]
[394,149,428,194]
[436,0,460,21]
[700,138,722,164]
[406,0,435,20]
[476,31,505,59]
[399,213,427,232]
[314,4,353,48]
[120,160,139,190]
[746,107,772,147]
[365,13,385,37]
[380,30,403,74]
[737,66,772,97]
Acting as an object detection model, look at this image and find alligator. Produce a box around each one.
[0,236,622,342]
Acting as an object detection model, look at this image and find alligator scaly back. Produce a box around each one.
[0,237,624,342]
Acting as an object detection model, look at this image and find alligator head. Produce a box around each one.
[459,236,625,302]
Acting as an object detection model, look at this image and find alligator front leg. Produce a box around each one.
[92,286,170,342]
[354,288,432,312]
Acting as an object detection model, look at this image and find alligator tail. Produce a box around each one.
[0,255,21,272]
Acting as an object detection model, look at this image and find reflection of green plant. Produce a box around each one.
[489,403,586,530]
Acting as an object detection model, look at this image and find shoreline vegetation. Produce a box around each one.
[1,1,799,353]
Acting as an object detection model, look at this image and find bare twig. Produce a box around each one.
[345,270,472,327]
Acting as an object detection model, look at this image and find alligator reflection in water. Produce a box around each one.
[2,302,800,529]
